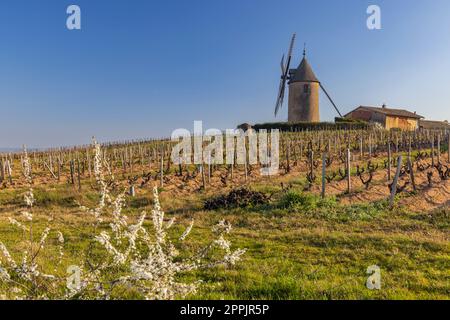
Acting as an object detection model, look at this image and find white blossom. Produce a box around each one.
[8,218,28,232]
[0,139,245,300]
[21,211,33,221]
[179,220,194,241]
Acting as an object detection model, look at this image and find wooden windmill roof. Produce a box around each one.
[289,57,319,83]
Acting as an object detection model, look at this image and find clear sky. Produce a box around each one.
[1,0,449,148]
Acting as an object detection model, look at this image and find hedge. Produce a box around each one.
[252,119,370,132]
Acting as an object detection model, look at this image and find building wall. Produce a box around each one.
[346,109,418,130]
[385,116,418,130]
[288,82,320,122]
[346,109,372,121]
[418,121,450,131]
[346,109,386,127]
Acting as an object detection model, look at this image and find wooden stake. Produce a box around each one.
[390,156,403,208]
[201,165,206,190]
[437,133,441,164]
[160,147,164,187]
[69,159,75,185]
[76,159,82,191]
[286,142,291,173]
[0,158,4,183]
[431,137,435,167]
[346,148,351,194]
[321,153,327,199]
[387,142,392,182]
[448,133,450,163]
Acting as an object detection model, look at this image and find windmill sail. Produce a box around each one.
[280,54,285,74]
[275,33,296,116]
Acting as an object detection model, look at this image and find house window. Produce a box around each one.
[303,84,310,94]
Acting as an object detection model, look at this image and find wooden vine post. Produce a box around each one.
[448,132,450,163]
[76,158,82,191]
[160,146,164,188]
[286,141,291,173]
[321,152,326,199]
[387,141,392,182]
[208,154,211,184]
[244,154,248,183]
[308,149,314,190]
[201,164,206,190]
[359,136,363,159]
[346,148,351,194]
[390,155,403,208]
[69,159,75,185]
[437,133,441,164]
[407,137,416,192]
[0,158,4,183]
[431,136,435,167]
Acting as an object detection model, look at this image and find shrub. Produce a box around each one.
[276,190,384,222]
[0,140,246,300]
[204,188,269,210]
[278,191,335,212]
[70,139,246,300]
[252,121,370,132]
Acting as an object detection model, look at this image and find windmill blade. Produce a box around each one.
[287,33,296,59]
[275,78,286,116]
[278,85,286,110]
[280,54,286,74]
[282,33,296,81]
[275,33,296,116]
[275,78,284,115]
[320,83,343,118]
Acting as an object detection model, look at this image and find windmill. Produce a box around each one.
[274,33,343,122]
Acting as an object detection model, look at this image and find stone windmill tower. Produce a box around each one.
[287,49,320,122]
[275,34,342,122]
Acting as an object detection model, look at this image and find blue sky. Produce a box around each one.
[1,0,449,148]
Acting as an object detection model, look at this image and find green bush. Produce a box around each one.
[341,201,387,221]
[278,191,335,212]
[276,190,385,221]
[252,121,370,132]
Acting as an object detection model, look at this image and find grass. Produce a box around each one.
[189,209,449,299]
[0,180,448,300]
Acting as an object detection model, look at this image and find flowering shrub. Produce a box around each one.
[0,147,64,299]
[72,139,246,299]
[0,140,245,300]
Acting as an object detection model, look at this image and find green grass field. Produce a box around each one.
[0,178,448,300]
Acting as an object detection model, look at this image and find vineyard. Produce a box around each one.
[0,128,449,299]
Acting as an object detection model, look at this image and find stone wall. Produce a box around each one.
[288,82,320,122]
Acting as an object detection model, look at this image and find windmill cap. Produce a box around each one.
[289,57,319,83]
